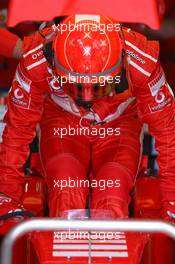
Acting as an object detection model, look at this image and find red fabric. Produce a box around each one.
[0,28,175,218]
[0,1,18,86]
[0,1,38,87]
[0,27,18,57]
[40,104,141,217]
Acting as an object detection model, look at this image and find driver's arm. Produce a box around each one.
[0,58,45,202]
[137,62,175,220]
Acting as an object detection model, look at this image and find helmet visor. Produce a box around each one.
[62,77,120,103]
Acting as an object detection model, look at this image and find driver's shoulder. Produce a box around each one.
[123,28,159,86]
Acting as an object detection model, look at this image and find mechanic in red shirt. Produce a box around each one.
[0,15,175,221]
[0,27,22,59]
[0,0,21,59]
[0,0,39,88]
[0,27,22,87]
[0,0,21,88]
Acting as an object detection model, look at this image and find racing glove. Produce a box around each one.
[0,193,34,220]
[161,201,175,224]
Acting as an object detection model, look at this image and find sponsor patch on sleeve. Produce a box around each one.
[47,75,65,97]
[148,70,166,97]
[148,83,173,113]
[9,66,32,109]
[147,67,174,113]
[15,66,32,93]
[10,85,31,109]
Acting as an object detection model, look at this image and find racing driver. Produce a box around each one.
[0,15,175,222]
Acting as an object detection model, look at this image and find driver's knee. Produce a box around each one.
[45,153,89,217]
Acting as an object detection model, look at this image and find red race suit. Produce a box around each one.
[0,28,175,218]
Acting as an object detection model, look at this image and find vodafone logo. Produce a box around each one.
[14,88,24,99]
[50,78,61,90]
[10,79,31,109]
[47,76,62,92]
[155,91,165,104]
[126,50,145,64]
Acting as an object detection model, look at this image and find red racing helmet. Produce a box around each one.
[53,15,123,107]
